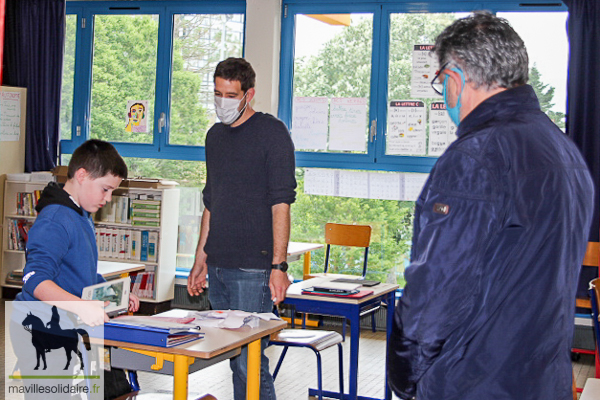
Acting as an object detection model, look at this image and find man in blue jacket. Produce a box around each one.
[387,12,594,400]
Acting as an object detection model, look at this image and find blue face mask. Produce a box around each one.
[443,67,466,127]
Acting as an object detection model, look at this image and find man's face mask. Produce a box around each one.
[214,91,248,125]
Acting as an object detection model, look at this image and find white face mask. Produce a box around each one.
[214,92,248,125]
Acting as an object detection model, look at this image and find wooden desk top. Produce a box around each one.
[286,278,398,304]
[287,242,324,256]
[103,309,287,359]
[98,260,145,279]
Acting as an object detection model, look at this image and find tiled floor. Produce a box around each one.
[1,299,596,400]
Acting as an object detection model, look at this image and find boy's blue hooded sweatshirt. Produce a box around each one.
[16,182,105,302]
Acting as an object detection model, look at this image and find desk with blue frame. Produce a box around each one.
[284,280,399,400]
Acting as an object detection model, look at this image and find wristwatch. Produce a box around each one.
[271,262,289,273]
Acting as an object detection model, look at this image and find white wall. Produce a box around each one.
[244,0,282,116]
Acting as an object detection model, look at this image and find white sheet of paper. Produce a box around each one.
[369,172,402,200]
[428,102,457,156]
[0,91,21,142]
[291,97,328,150]
[304,168,337,196]
[386,100,427,155]
[328,97,368,152]
[338,170,369,199]
[411,44,439,98]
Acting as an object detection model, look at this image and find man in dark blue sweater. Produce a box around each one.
[187,58,296,400]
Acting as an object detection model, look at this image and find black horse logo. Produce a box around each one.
[21,306,91,371]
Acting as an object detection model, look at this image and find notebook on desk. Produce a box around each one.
[330,278,381,287]
[301,287,374,298]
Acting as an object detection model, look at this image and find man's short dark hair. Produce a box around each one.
[434,11,528,90]
[214,57,256,92]
[67,139,128,180]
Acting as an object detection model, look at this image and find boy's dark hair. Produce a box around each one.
[67,139,128,180]
[214,57,256,92]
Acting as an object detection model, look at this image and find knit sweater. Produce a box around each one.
[203,112,297,269]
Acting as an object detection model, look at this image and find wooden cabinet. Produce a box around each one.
[1,177,180,303]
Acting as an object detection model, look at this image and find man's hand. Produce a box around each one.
[269,269,291,305]
[188,257,208,296]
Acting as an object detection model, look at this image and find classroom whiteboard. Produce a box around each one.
[0,86,27,173]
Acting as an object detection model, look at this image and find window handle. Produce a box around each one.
[370,119,377,143]
[158,112,166,133]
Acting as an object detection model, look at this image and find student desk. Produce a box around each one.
[286,241,324,279]
[97,260,145,280]
[103,309,286,400]
[284,281,399,400]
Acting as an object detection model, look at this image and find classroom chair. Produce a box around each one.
[301,223,381,337]
[269,329,344,400]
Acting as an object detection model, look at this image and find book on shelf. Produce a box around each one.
[96,227,157,262]
[131,271,155,299]
[7,219,33,251]
[16,191,42,216]
[5,268,25,286]
[132,219,160,227]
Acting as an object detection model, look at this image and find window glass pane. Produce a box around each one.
[386,13,466,157]
[291,14,372,154]
[169,14,244,146]
[60,14,77,141]
[499,12,568,130]
[290,168,415,286]
[90,14,159,144]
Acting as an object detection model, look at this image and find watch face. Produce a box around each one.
[273,262,288,272]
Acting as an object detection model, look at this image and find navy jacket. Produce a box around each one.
[387,85,594,400]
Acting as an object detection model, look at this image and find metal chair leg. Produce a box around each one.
[315,351,323,400]
[337,342,344,396]
[272,345,289,380]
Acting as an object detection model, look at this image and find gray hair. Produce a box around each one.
[433,11,529,90]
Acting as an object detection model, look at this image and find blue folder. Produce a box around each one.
[93,322,204,348]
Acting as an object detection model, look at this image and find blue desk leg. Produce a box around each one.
[349,309,361,400]
[385,291,396,400]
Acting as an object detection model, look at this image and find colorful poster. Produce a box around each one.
[411,44,439,99]
[125,100,149,133]
[329,97,368,152]
[428,102,457,156]
[291,97,329,150]
[386,100,427,156]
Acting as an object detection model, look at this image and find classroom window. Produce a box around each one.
[59,14,77,141]
[60,1,245,159]
[279,2,568,173]
[169,13,244,147]
[90,14,159,144]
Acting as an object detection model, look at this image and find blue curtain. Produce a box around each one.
[563,0,600,293]
[4,0,65,172]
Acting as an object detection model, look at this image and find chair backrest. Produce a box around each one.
[324,223,372,277]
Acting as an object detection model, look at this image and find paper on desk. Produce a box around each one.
[109,315,199,330]
[188,310,281,329]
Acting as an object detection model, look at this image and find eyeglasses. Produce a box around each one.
[431,62,449,96]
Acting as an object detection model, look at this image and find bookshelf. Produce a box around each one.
[1,177,180,303]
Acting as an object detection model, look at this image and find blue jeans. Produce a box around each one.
[208,265,276,400]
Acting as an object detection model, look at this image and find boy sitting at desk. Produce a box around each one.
[15,139,139,318]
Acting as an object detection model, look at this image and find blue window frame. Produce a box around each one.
[278,0,567,173]
[61,1,246,160]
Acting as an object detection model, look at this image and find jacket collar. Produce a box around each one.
[456,84,541,138]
